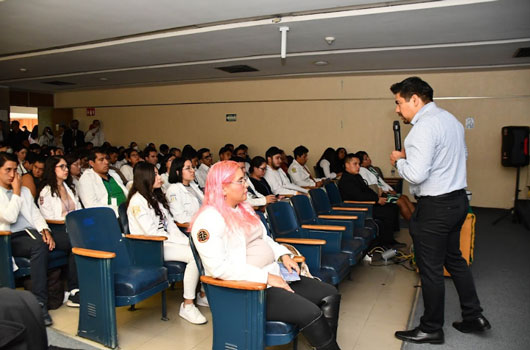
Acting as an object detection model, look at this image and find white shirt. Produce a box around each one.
[127,192,188,245]
[288,160,322,187]
[396,102,467,197]
[359,167,393,192]
[195,163,210,189]
[263,165,308,195]
[84,128,105,147]
[191,206,291,284]
[319,159,337,179]
[160,173,170,193]
[166,182,203,223]
[120,164,134,183]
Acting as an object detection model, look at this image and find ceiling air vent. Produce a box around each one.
[215,65,259,73]
[513,47,530,58]
[42,80,76,86]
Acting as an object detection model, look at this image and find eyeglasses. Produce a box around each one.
[203,155,212,160]
[230,178,246,186]
[56,164,68,170]
[258,166,267,171]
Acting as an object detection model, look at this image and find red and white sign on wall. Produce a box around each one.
[86,108,96,117]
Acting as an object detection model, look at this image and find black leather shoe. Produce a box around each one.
[39,303,53,327]
[453,316,491,333]
[395,327,444,344]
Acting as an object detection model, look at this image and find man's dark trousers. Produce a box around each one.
[410,189,482,332]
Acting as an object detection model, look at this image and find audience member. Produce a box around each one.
[166,158,204,224]
[317,147,339,179]
[333,147,347,174]
[28,125,39,144]
[84,119,105,147]
[143,146,158,166]
[77,148,128,214]
[218,146,232,162]
[126,162,207,324]
[62,120,84,152]
[249,156,275,197]
[264,147,307,195]
[120,148,141,183]
[195,148,213,189]
[38,127,55,147]
[21,154,45,198]
[64,152,82,191]
[158,143,169,164]
[15,145,29,175]
[9,121,28,150]
[232,156,276,209]
[159,153,176,193]
[288,145,324,188]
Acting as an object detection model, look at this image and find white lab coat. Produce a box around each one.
[288,160,323,187]
[263,165,308,195]
[359,167,393,192]
[166,182,203,224]
[160,173,170,193]
[245,178,266,207]
[77,168,128,215]
[191,206,291,284]
[195,163,209,189]
[37,183,82,221]
[120,164,134,183]
[84,128,105,147]
[127,193,188,245]
[0,188,23,231]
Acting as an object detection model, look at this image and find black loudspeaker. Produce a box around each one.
[501,126,529,167]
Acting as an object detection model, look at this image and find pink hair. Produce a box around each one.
[190,160,261,234]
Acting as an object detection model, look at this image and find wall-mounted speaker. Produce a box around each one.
[501,126,529,167]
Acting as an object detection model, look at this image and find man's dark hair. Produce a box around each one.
[230,156,246,163]
[265,146,282,160]
[390,76,433,103]
[106,146,119,155]
[159,144,169,153]
[234,145,246,155]
[125,148,139,158]
[88,147,106,162]
[344,153,361,163]
[293,145,309,159]
[218,146,230,156]
[197,148,210,160]
[237,144,248,151]
[143,146,157,159]
[0,152,18,167]
[182,145,197,160]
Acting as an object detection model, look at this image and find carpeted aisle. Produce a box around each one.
[403,207,530,350]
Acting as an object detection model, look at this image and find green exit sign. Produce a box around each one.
[226,114,237,122]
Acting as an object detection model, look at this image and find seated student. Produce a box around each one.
[338,153,404,248]
[182,146,200,170]
[234,145,251,172]
[170,147,182,158]
[120,148,142,184]
[332,147,347,175]
[249,156,275,197]
[159,153,176,193]
[279,149,291,174]
[36,156,83,308]
[288,145,324,188]
[232,156,277,209]
[126,162,207,324]
[77,148,128,215]
[158,143,169,165]
[356,151,415,221]
[143,146,159,166]
[0,152,63,326]
[195,148,213,189]
[107,146,125,169]
[15,145,29,175]
[191,161,342,350]
[218,146,232,162]
[65,152,82,192]
[21,154,45,198]
[263,147,308,195]
[317,148,339,180]
[165,158,204,225]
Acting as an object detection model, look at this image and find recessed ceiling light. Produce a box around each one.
[99,77,108,81]
[313,60,329,66]
[19,68,27,72]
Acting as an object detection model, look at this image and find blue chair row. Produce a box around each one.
[66,207,169,349]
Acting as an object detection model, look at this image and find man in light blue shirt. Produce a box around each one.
[389,77,490,345]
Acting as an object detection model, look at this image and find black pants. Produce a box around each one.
[49,224,78,291]
[10,230,49,305]
[373,203,399,245]
[410,190,482,332]
[266,276,338,328]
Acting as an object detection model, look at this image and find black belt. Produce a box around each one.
[415,189,465,200]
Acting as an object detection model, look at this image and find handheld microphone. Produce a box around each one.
[393,121,402,151]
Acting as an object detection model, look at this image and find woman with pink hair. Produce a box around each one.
[191,161,342,350]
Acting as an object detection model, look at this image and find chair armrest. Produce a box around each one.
[343,200,376,204]
[275,238,326,245]
[0,231,11,236]
[332,206,368,212]
[46,219,65,225]
[293,256,305,263]
[124,234,167,241]
[175,222,190,229]
[318,215,358,220]
[72,247,116,259]
[200,276,266,291]
[301,224,346,231]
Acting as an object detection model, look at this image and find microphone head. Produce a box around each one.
[393,120,400,130]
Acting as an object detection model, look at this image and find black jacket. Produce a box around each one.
[338,171,378,202]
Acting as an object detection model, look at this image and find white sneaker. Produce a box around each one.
[196,292,209,307]
[179,302,207,325]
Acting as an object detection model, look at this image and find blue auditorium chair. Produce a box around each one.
[66,207,169,349]
[323,183,375,218]
[266,201,351,285]
[189,230,299,350]
[290,195,367,262]
[118,203,185,285]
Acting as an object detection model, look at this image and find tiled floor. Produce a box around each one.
[48,228,419,350]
